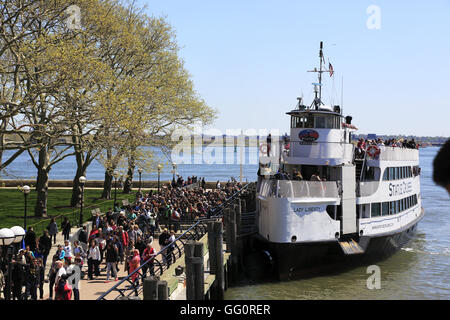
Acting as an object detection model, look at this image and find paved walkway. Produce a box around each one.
[40,225,162,300]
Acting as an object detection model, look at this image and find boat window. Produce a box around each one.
[389,167,394,180]
[389,202,395,215]
[336,117,341,129]
[326,116,334,129]
[403,198,407,211]
[383,168,389,181]
[396,200,400,213]
[382,202,389,216]
[305,115,314,128]
[395,167,400,180]
[371,203,381,217]
[315,116,326,128]
[400,199,404,212]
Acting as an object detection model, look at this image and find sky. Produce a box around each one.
[138,0,450,137]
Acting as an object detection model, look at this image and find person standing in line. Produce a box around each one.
[61,217,71,241]
[35,258,45,300]
[69,257,82,300]
[38,230,51,268]
[166,230,176,267]
[24,226,37,253]
[47,256,58,300]
[78,225,88,247]
[141,242,156,277]
[128,249,141,284]
[87,240,101,280]
[105,242,119,282]
[47,218,58,244]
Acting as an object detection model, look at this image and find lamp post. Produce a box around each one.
[22,185,30,231]
[172,162,177,181]
[138,168,142,192]
[0,226,23,300]
[78,176,86,227]
[157,164,162,194]
[113,171,118,208]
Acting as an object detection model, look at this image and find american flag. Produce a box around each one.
[329,63,334,77]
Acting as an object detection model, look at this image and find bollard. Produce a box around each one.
[157,280,169,300]
[213,221,225,300]
[143,276,159,300]
[207,221,217,274]
[185,241,205,300]
[240,198,247,214]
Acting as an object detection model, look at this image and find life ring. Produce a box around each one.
[259,143,268,154]
[367,145,380,158]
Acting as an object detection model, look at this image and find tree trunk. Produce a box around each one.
[34,148,49,218]
[123,153,135,194]
[101,170,113,199]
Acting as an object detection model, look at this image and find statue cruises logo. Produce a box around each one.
[298,129,319,144]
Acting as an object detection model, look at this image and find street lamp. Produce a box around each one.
[22,185,30,231]
[172,162,177,181]
[157,164,162,194]
[113,171,118,208]
[79,176,86,227]
[138,168,143,192]
[0,227,18,300]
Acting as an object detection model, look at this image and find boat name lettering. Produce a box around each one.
[389,181,412,197]
[372,223,394,230]
[293,207,321,213]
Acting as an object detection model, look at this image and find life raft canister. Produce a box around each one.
[367,145,381,158]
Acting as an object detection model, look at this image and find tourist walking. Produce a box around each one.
[47,218,58,244]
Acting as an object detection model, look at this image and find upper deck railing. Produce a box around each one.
[258,179,340,199]
[377,146,419,161]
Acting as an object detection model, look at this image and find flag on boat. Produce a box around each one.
[329,63,334,77]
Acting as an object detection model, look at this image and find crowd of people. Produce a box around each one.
[356,137,419,158]
[0,177,242,300]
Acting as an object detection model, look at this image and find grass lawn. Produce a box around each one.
[0,188,137,236]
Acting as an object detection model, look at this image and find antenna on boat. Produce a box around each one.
[308,41,326,110]
[341,76,344,116]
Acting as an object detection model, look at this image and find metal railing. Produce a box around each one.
[258,179,340,198]
[97,183,252,300]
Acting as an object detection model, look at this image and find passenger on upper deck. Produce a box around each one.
[310,171,322,182]
[293,169,303,181]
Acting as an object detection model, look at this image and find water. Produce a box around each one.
[0,146,259,182]
[1,146,449,299]
[224,147,450,300]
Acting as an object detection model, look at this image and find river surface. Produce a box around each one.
[225,147,450,300]
[1,146,449,299]
[0,146,259,182]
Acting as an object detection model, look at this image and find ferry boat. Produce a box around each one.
[255,42,425,280]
